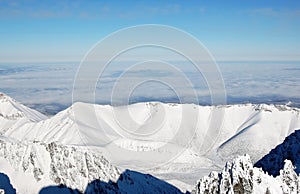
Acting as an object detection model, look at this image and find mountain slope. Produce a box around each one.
[0,140,120,193]
[1,94,300,191]
[0,93,47,135]
[4,102,300,160]
[255,129,300,176]
[0,93,47,122]
[0,140,185,194]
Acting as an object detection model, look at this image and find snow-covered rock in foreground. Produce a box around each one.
[255,129,300,176]
[193,155,300,194]
[0,140,120,193]
[0,139,184,194]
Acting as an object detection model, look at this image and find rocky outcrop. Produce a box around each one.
[0,141,120,192]
[193,155,300,194]
[255,129,300,176]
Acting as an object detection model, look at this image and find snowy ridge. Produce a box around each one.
[255,129,300,176]
[0,93,46,122]
[215,104,300,162]
[0,93,47,135]
[4,101,300,163]
[193,154,300,194]
[0,140,120,193]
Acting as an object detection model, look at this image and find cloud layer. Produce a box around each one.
[1,61,300,114]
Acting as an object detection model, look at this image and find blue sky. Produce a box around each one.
[0,0,300,62]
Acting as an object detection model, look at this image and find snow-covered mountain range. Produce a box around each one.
[0,92,300,193]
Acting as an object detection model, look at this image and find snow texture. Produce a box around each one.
[193,155,300,194]
[0,141,120,193]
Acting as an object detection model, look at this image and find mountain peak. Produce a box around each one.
[194,155,300,194]
[0,92,47,135]
[0,92,13,103]
[0,92,7,97]
[0,93,25,119]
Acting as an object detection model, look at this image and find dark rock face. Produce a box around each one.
[0,172,16,194]
[85,170,183,194]
[255,129,300,176]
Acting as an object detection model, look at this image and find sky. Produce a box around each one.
[0,0,300,62]
[1,1,300,112]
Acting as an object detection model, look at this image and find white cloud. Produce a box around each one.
[250,7,300,18]
[1,61,300,114]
